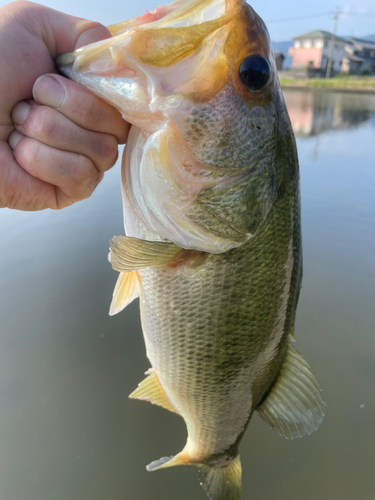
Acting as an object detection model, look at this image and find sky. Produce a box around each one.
[0,0,374,40]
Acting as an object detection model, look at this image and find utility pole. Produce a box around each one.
[326,8,342,79]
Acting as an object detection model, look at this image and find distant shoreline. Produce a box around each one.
[279,76,375,95]
[280,84,375,95]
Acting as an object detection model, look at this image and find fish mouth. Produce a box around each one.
[56,0,239,70]
[56,0,241,66]
[55,0,245,129]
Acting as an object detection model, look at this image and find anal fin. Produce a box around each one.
[257,342,326,439]
[129,369,179,415]
[109,271,139,316]
[146,451,189,471]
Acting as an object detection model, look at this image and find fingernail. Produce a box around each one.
[33,75,65,108]
[8,131,24,150]
[12,101,30,125]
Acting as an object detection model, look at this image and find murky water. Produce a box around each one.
[0,90,374,500]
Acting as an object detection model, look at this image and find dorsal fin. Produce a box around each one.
[109,271,140,316]
[257,342,326,439]
[129,369,179,414]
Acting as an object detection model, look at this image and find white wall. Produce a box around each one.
[321,40,345,72]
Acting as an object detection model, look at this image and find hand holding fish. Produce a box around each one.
[0,0,130,211]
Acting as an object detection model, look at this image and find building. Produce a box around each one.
[342,38,375,74]
[273,51,285,71]
[289,30,346,73]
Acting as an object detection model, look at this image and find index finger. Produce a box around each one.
[32,73,130,144]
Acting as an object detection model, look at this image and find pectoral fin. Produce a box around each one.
[109,236,183,272]
[129,369,179,414]
[257,342,326,439]
[109,271,140,316]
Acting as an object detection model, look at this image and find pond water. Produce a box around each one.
[0,90,374,500]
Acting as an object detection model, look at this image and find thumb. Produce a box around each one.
[74,23,111,51]
[34,3,111,56]
[0,1,111,136]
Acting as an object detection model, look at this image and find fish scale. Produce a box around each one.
[57,0,325,497]
[176,86,276,169]
[139,179,300,461]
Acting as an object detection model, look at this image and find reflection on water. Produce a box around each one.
[284,90,375,137]
[0,91,374,500]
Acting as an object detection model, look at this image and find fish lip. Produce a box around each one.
[55,52,76,67]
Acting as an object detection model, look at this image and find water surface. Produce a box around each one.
[0,90,374,500]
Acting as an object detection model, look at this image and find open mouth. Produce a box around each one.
[56,0,234,71]
[55,0,241,132]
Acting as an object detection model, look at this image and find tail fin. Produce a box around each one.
[198,455,242,500]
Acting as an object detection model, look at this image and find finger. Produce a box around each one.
[0,2,113,124]
[9,130,103,203]
[33,74,130,143]
[12,100,119,173]
[0,141,57,211]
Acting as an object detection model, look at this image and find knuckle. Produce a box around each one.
[19,137,42,165]
[68,155,102,200]
[68,91,103,130]
[100,134,119,162]
[91,134,118,171]
[70,154,93,184]
[80,171,102,200]
[54,190,74,210]
[84,99,104,129]
[31,107,57,142]
[84,173,103,199]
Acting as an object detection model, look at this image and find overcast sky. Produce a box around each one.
[1,0,374,40]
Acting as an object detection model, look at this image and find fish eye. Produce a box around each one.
[239,54,271,91]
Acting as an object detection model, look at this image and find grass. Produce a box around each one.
[279,75,375,90]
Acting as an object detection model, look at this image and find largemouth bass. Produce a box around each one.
[57,0,325,498]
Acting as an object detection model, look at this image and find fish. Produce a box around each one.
[57,0,325,498]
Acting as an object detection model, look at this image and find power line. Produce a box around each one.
[266,13,330,24]
[344,12,375,16]
[266,11,375,24]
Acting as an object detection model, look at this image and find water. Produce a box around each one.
[0,90,374,500]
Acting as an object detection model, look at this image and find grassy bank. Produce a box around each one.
[279,76,375,93]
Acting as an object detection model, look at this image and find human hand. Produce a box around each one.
[0,1,130,211]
